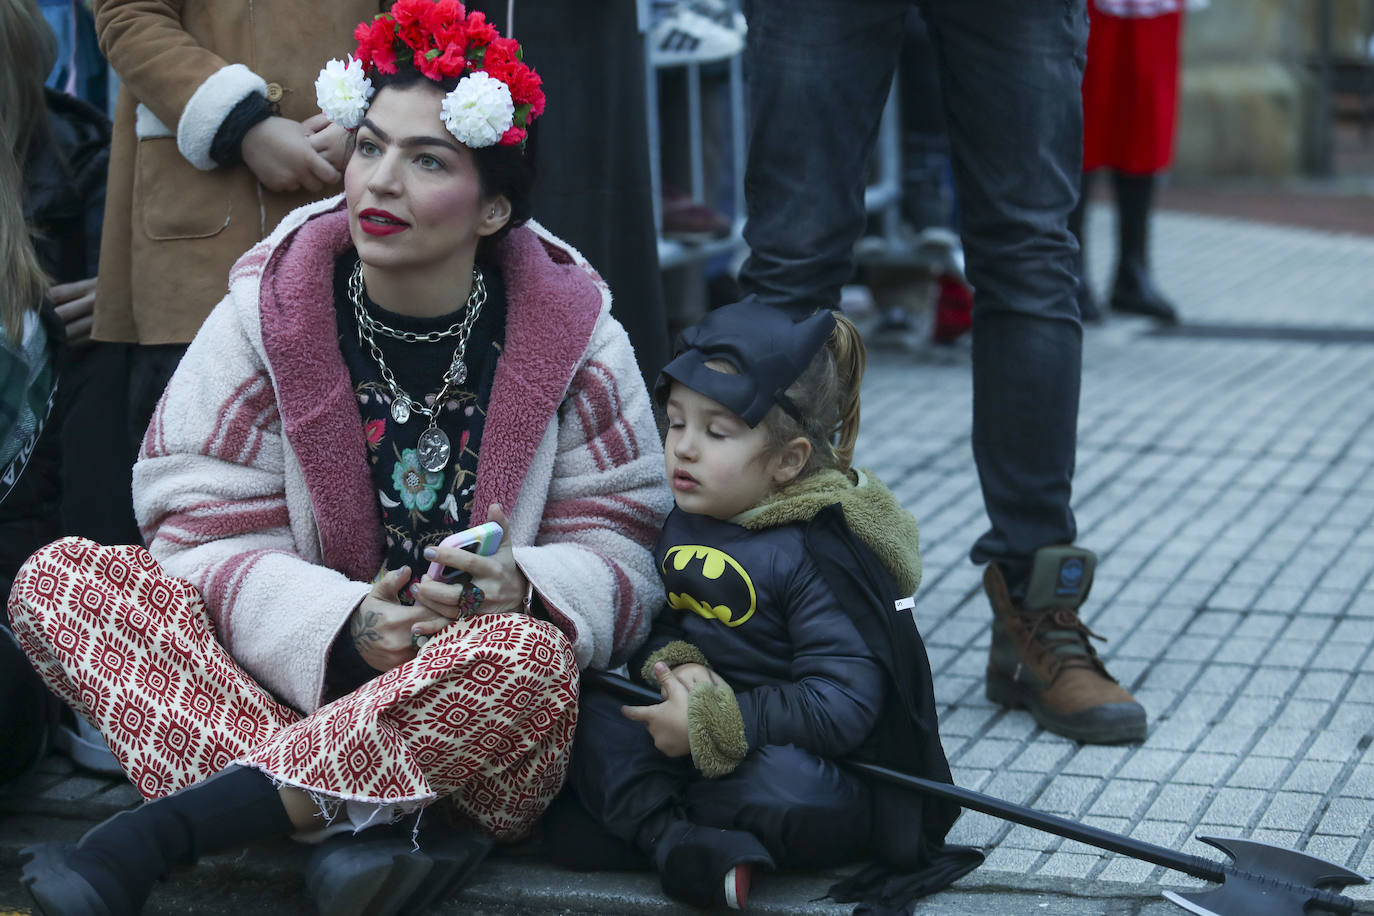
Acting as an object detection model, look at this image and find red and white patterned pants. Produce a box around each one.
[7,537,579,841]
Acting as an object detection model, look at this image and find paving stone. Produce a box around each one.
[1036,852,1103,878]
[1003,824,1057,852]
[953,738,1021,770]
[1226,695,1284,727]
[1034,775,1102,817]
[1211,636,1272,665]
[1144,784,1211,824]
[1087,780,1153,820]
[940,706,999,737]
[1226,756,1289,790]
[946,810,1003,847]
[1294,670,1351,701]
[1274,698,1333,730]
[1202,788,1268,826]
[1116,749,1183,783]
[980,845,1041,875]
[1095,856,1160,884]
[1256,791,1323,831]
[1060,745,1130,778]
[1170,753,1233,786]
[1142,718,1208,752]
[1305,729,1366,763]
[1007,739,1074,773]
[1315,798,1374,837]
[1303,834,1360,870]
[1246,667,1302,697]
[1344,765,1374,798]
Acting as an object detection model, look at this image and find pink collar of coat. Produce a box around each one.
[255,204,604,580]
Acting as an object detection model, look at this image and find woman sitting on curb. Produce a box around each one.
[9,4,670,913]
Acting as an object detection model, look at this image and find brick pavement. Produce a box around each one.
[860,205,1374,900]
[3,206,1373,912]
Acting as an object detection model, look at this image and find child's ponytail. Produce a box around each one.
[828,313,866,471]
[764,310,868,476]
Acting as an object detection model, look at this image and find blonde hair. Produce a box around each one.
[0,0,57,345]
[762,311,867,476]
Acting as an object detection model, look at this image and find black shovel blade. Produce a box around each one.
[1162,835,1368,916]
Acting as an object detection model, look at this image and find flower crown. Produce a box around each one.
[315,0,545,149]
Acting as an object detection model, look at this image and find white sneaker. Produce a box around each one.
[650,8,744,66]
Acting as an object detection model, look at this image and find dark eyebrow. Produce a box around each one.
[358,119,463,156]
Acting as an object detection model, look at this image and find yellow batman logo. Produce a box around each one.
[662,545,756,627]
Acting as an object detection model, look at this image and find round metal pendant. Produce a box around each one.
[417,426,452,473]
[390,398,411,424]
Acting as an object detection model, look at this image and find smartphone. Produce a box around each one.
[425,521,504,584]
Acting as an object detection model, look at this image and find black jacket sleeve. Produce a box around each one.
[733,552,885,757]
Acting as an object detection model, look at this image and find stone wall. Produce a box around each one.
[1174,0,1373,178]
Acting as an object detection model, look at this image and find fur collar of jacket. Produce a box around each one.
[734,468,922,596]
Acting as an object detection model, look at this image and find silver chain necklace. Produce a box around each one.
[349,260,488,473]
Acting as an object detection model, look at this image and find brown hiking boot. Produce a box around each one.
[984,546,1146,744]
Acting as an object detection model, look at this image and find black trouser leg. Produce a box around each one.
[1067,171,1099,322]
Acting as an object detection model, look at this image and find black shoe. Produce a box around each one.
[306,819,494,916]
[655,822,773,910]
[1110,261,1178,325]
[20,842,128,916]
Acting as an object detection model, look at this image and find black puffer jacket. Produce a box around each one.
[24,88,110,282]
[634,468,924,758]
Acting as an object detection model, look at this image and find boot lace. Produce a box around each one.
[1013,607,1109,683]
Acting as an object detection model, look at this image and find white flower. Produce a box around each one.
[315,56,374,129]
[440,71,514,149]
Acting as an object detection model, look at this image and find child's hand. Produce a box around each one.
[621,662,691,757]
[671,662,725,691]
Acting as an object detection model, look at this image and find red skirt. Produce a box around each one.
[1082,7,1182,175]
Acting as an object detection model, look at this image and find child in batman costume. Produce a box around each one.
[547,297,983,912]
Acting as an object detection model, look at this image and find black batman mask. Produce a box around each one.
[656,296,834,427]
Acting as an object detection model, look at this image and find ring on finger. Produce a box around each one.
[412,632,431,650]
[455,584,484,617]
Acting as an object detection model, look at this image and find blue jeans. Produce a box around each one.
[739,0,1089,587]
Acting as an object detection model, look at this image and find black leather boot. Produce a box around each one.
[1110,172,1179,324]
[1067,171,1101,323]
[19,766,293,915]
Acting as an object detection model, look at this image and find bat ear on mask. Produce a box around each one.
[655,296,834,427]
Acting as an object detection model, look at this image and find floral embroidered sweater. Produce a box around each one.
[133,196,672,714]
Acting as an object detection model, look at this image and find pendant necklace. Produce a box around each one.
[350,261,488,473]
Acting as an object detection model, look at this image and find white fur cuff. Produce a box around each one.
[177,63,267,171]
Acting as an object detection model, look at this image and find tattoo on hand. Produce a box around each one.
[350,609,383,651]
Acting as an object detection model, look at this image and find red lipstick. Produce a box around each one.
[358,208,409,236]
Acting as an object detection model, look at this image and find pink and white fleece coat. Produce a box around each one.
[7,197,671,838]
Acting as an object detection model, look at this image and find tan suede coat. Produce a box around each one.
[91,0,383,344]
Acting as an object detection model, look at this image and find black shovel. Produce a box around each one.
[583,668,1369,916]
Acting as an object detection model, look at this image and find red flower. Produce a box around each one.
[365,419,385,446]
[463,10,498,46]
[427,0,471,46]
[355,18,398,74]
[391,0,437,48]
[419,42,467,81]
[499,125,527,146]
[504,66,544,116]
